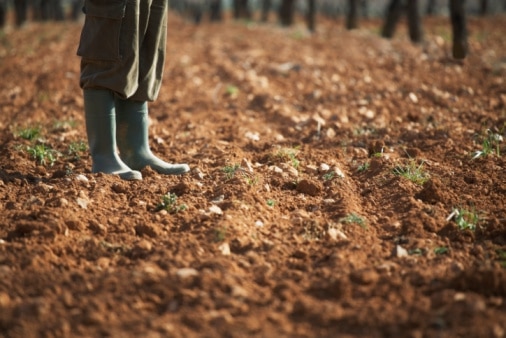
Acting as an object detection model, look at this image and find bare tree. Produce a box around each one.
[480,0,488,15]
[307,0,316,32]
[261,0,272,22]
[234,0,251,20]
[209,0,222,22]
[14,0,28,27]
[381,0,403,39]
[450,0,467,59]
[278,0,295,26]
[426,0,436,15]
[407,0,422,43]
[0,0,7,28]
[346,0,359,30]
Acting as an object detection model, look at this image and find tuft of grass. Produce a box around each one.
[67,141,88,159]
[222,164,241,180]
[339,213,367,229]
[472,129,503,159]
[322,171,335,181]
[156,192,186,214]
[497,250,506,268]
[434,247,449,255]
[214,226,227,242]
[448,208,480,231]
[52,119,77,131]
[393,159,430,185]
[15,126,42,141]
[226,85,239,98]
[26,144,58,166]
[357,161,370,173]
[274,147,300,168]
[266,199,276,207]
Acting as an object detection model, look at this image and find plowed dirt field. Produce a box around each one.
[0,12,505,338]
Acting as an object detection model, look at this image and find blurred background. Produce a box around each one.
[0,0,505,30]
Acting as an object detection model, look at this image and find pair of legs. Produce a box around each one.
[84,88,189,180]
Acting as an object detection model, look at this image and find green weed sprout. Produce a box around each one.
[472,129,503,159]
[434,247,449,255]
[266,199,276,207]
[447,208,480,231]
[156,192,186,214]
[339,213,367,229]
[226,85,239,97]
[393,159,430,185]
[26,144,58,166]
[67,141,88,159]
[222,164,241,179]
[357,161,370,173]
[16,126,42,141]
[322,171,334,181]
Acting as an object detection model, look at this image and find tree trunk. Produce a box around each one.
[261,0,272,22]
[426,0,436,15]
[14,0,28,26]
[450,0,468,59]
[407,0,423,43]
[209,0,222,22]
[279,0,295,27]
[0,1,7,28]
[234,0,251,20]
[361,0,368,18]
[307,0,316,32]
[346,0,359,30]
[480,0,488,15]
[381,0,403,38]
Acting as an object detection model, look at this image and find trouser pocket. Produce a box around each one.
[77,0,127,61]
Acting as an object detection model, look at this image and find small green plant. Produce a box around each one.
[52,119,77,131]
[339,213,367,229]
[322,171,335,181]
[156,192,186,214]
[450,208,480,231]
[497,250,506,268]
[246,175,258,185]
[266,199,276,207]
[15,126,41,141]
[291,29,305,40]
[226,85,239,97]
[214,226,227,242]
[357,161,370,173]
[274,147,300,168]
[393,159,430,185]
[408,248,424,256]
[26,144,58,166]
[434,247,449,255]
[472,129,503,159]
[37,91,50,102]
[222,164,241,180]
[67,141,88,159]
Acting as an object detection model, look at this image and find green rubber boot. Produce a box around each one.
[84,89,142,181]
[115,98,190,175]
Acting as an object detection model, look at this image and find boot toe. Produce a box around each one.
[118,170,143,180]
[153,163,190,175]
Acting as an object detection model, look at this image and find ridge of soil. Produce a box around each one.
[0,13,505,337]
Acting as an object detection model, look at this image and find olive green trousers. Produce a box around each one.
[77,0,167,101]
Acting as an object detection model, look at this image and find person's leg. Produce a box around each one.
[115,0,189,175]
[115,98,190,175]
[84,89,142,180]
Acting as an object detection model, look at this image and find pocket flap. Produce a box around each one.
[83,0,126,19]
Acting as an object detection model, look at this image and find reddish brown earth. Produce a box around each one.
[0,12,505,338]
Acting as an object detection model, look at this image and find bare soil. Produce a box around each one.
[0,13,505,338]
